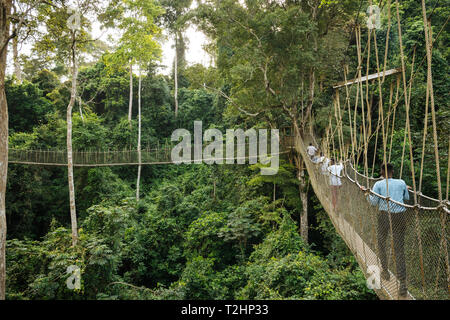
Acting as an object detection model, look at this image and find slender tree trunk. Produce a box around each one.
[174,35,179,118]
[0,0,12,300]
[128,63,133,124]
[12,35,20,83]
[78,96,84,123]
[273,183,276,202]
[298,164,309,243]
[293,150,308,243]
[136,67,142,201]
[67,36,79,247]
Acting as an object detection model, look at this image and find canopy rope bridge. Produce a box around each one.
[295,133,449,300]
[291,0,449,300]
[8,146,190,167]
[7,140,291,167]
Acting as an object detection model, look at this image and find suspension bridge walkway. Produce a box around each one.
[294,132,449,300]
[289,0,450,300]
[7,140,291,167]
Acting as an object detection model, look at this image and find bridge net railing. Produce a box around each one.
[8,147,175,166]
[297,134,449,300]
[8,140,288,167]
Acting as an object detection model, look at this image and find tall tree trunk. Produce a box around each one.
[12,35,20,83]
[294,154,309,243]
[128,63,133,124]
[0,0,12,300]
[298,163,308,243]
[67,35,79,247]
[174,34,178,118]
[136,67,142,201]
[78,96,84,123]
[291,113,308,243]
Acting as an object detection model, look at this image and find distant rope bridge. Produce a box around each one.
[7,141,292,167]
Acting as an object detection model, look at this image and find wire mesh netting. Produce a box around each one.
[8,147,175,166]
[8,140,288,167]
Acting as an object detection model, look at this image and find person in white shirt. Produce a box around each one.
[327,159,344,213]
[321,156,330,175]
[312,152,319,163]
[316,152,325,164]
[307,143,318,160]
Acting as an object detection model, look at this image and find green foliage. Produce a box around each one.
[6,225,120,300]
[184,211,229,261]
[120,204,186,287]
[302,268,375,300]
[249,160,302,213]
[184,64,219,90]
[218,207,262,261]
[103,0,164,71]
[175,256,221,299]
[177,88,222,131]
[194,0,356,120]
[31,69,60,97]
[238,215,374,300]
[34,1,97,65]
[6,79,54,133]
[6,157,377,300]
[78,62,130,122]
[5,0,418,302]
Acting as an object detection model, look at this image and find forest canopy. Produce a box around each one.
[0,0,448,301]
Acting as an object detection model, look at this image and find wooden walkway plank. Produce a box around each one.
[332,68,402,89]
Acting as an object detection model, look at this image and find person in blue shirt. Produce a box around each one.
[361,163,410,298]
